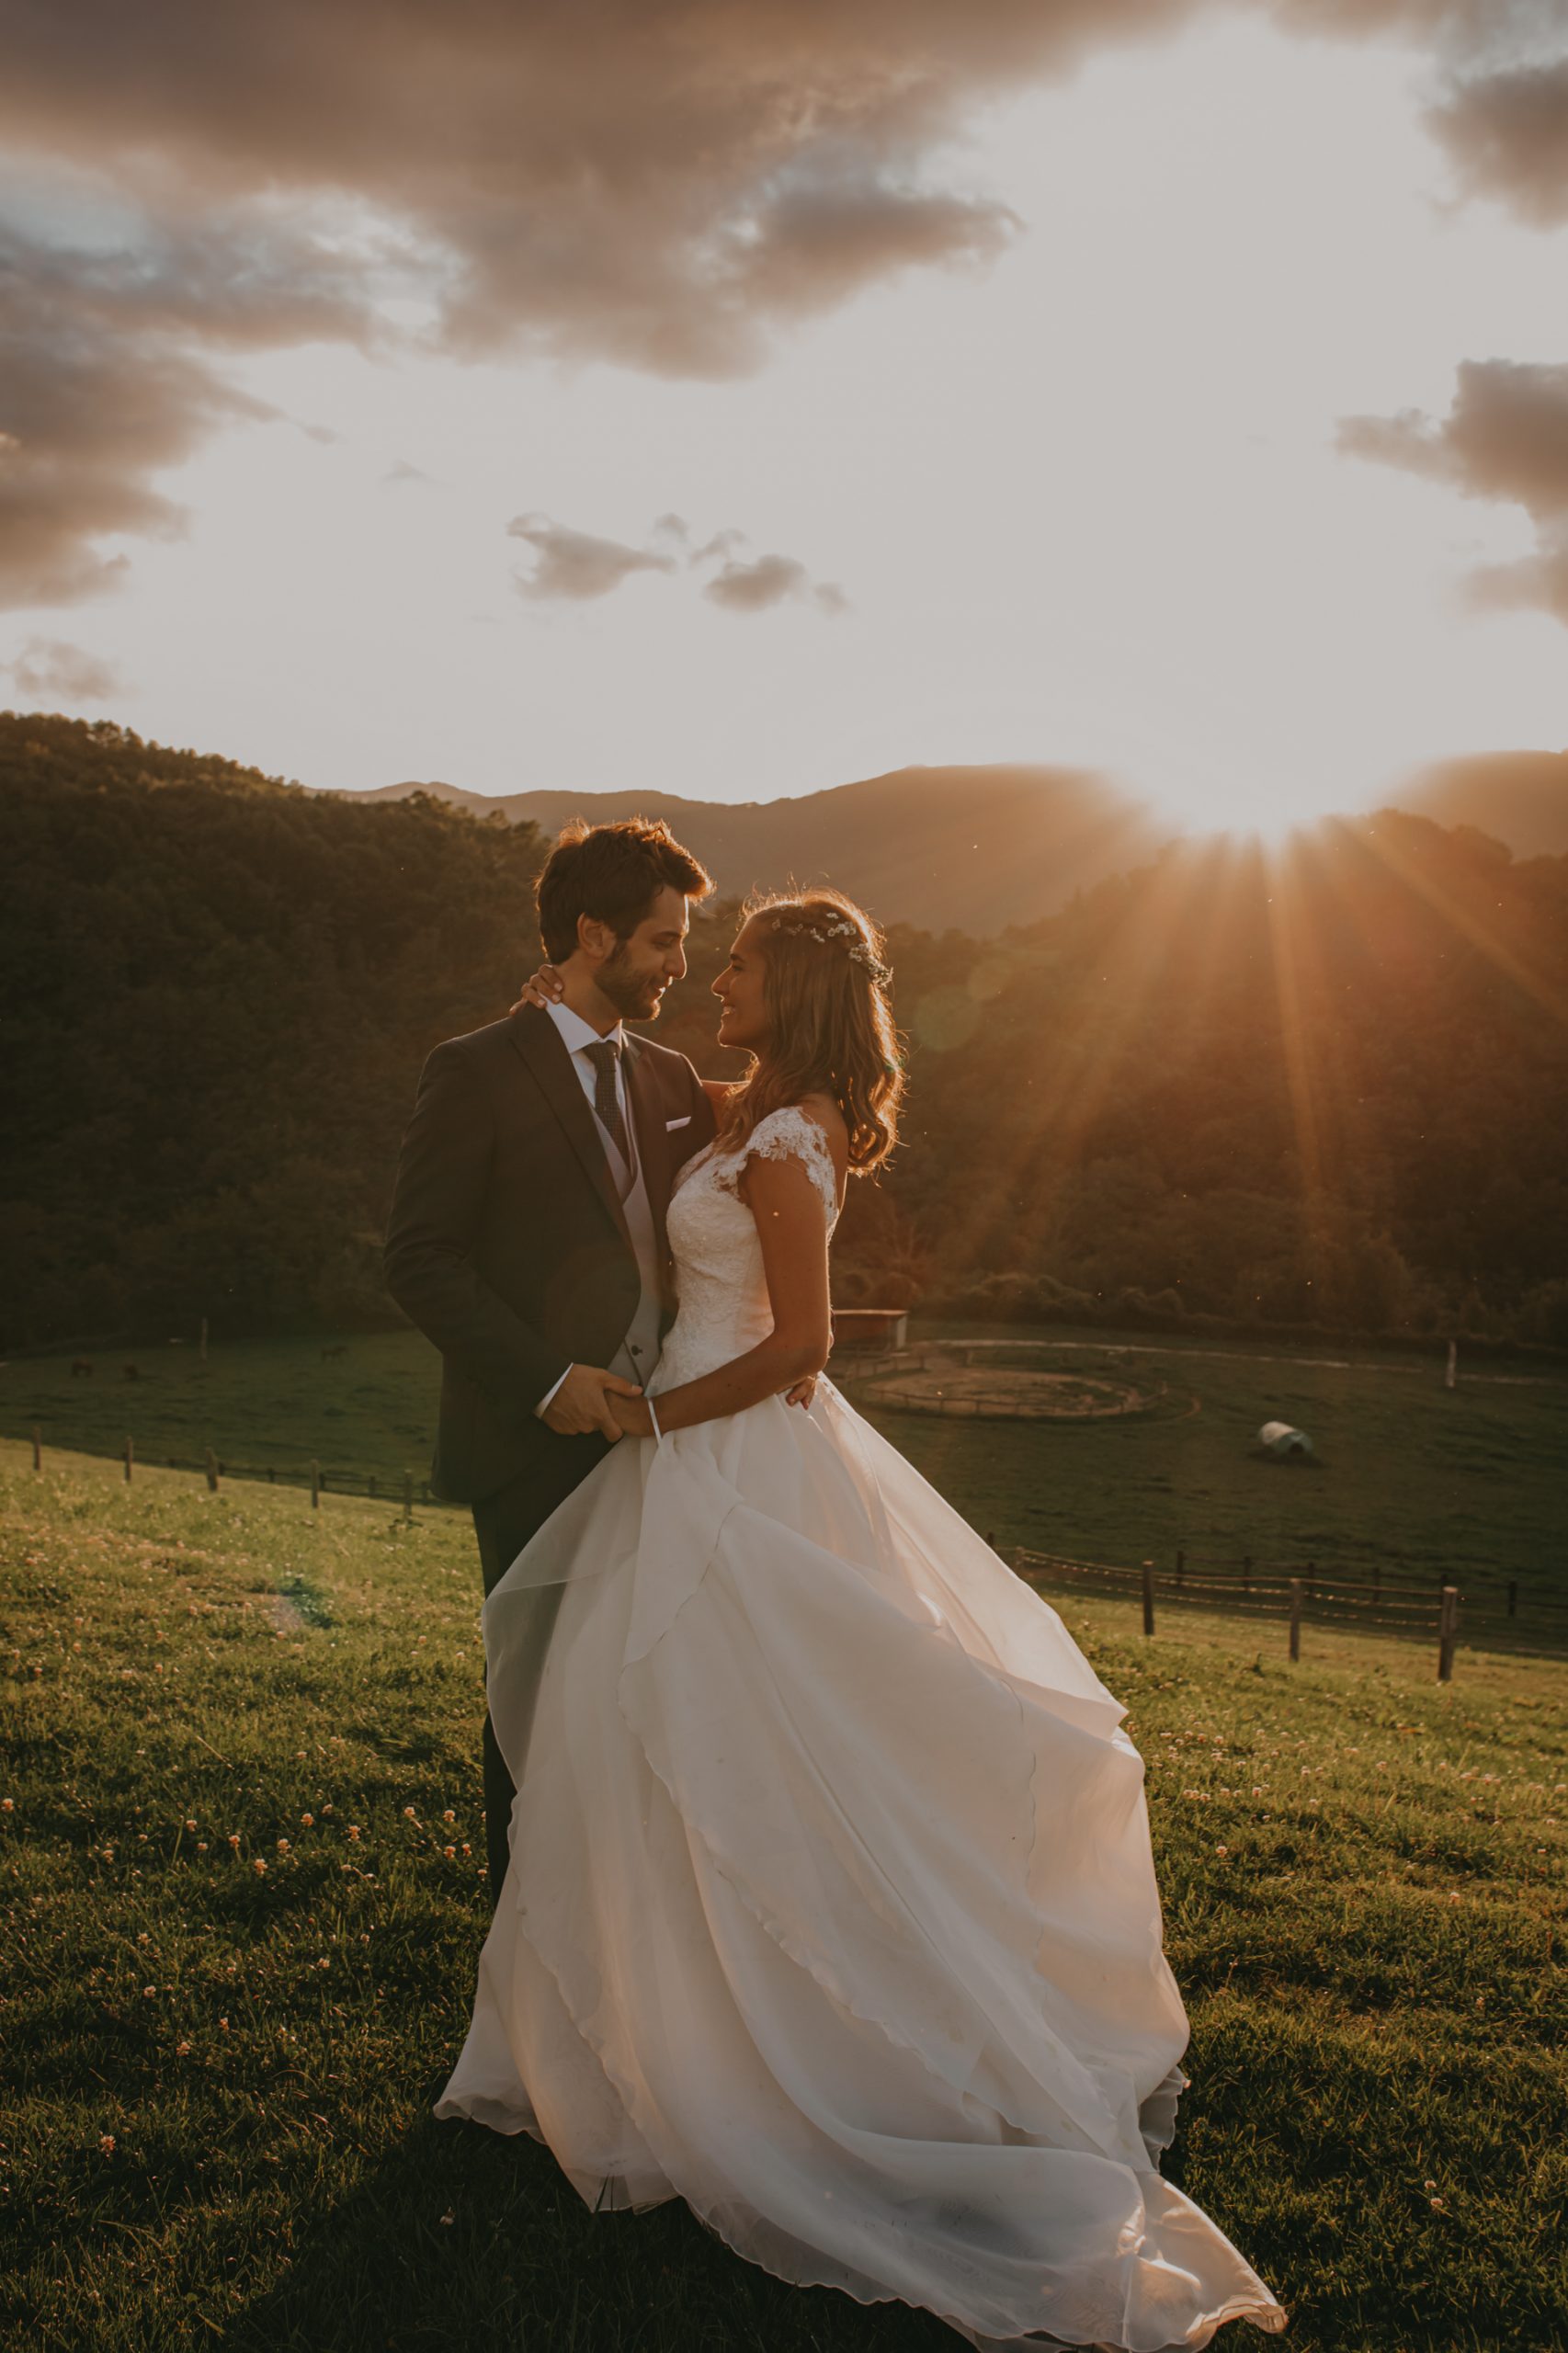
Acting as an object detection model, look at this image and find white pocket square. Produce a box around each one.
[665,1114,692,1130]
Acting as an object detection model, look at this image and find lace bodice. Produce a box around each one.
[653,1106,840,1391]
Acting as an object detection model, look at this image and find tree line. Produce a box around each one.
[4,713,1565,1355]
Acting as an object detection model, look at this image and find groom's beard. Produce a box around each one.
[597,947,667,1022]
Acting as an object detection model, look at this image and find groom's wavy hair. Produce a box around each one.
[536,818,712,962]
[718,889,903,1174]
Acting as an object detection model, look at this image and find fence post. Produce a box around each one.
[1306,1557,1316,1600]
[1372,1560,1381,1595]
[369,1474,378,1499]
[402,1471,414,1526]
[1437,1586,1459,1684]
[31,1426,41,1472]
[310,1459,321,1510]
[205,1450,219,1493]
[267,1466,276,1483]
[1288,1577,1302,1663]
[1507,1580,1517,1620]
[1176,1547,1186,1591]
[199,1317,208,1366]
[1141,1562,1155,1638]
[123,1436,133,1483]
[1243,1554,1253,1597]
[1445,1338,1457,1391]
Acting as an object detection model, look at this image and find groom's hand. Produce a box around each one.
[541,1364,642,1441]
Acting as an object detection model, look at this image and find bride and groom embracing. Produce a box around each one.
[384,818,1286,2351]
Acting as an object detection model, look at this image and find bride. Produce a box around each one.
[434,890,1286,2351]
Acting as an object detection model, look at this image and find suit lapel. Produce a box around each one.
[508,1006,630,1248]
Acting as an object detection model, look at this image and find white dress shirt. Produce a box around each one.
[534,997,631,1418]
[544,996,631,1131]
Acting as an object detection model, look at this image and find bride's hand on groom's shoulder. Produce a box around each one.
[511,961,564,1014]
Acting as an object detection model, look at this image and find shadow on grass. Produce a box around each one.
[219,2095,960,2353]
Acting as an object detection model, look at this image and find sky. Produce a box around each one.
[2,0,1566,836]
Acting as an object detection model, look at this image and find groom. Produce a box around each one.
[384,818,716,1903]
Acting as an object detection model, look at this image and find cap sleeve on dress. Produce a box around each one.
[715,1106,839,1222]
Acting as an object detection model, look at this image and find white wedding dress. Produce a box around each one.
[435,1108,1286,2350]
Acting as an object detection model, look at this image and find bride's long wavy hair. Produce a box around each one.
[716,888,903,1173]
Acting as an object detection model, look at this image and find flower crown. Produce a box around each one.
[767,912,892,987]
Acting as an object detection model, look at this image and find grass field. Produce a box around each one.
[3,1439,1565,2352]
[6,1319,1564,1619]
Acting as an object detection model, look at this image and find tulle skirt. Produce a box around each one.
[435,1381,1286,2349]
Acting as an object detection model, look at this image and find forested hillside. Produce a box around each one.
[0,716,543,1344]
[5,714,1566,1351]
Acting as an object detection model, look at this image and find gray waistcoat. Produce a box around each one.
[598,1108,665,1390]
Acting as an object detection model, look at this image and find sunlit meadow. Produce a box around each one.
[3,1440,1564,2351]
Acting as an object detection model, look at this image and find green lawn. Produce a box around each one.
[3,1440,1565,2351]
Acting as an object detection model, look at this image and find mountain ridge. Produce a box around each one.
[337,752,1568,934]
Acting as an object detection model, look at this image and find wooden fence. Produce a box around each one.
[1010,1545,1565,1679]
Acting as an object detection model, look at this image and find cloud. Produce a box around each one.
[507,508,847,614]
[1,0,1561,609]
[1337,358,1568,624]
[382,457,435,486]
[507,513,679,602]
[701,551,848,616]
[5,635,125,700]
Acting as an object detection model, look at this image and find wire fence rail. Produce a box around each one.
[23,1426,461,1519]
[18,1427,1562,1677]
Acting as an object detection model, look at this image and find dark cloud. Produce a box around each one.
[1337,358,1568,624]
[4,635,125,699]
[701,551,848,616]
[0,205,372,608]
[1427,52,1568,227]
[507,514,678,602]
[0,0,1561,608]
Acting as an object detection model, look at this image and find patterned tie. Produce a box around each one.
[583,1038,631,1165]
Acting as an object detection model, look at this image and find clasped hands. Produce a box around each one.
[540,1358,817,1440]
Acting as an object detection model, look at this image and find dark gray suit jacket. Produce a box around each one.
[384,1004,715,1506]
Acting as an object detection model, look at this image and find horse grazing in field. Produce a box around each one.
[70,1360,94,1380]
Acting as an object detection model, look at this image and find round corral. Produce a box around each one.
[855,1344,1198,1425]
